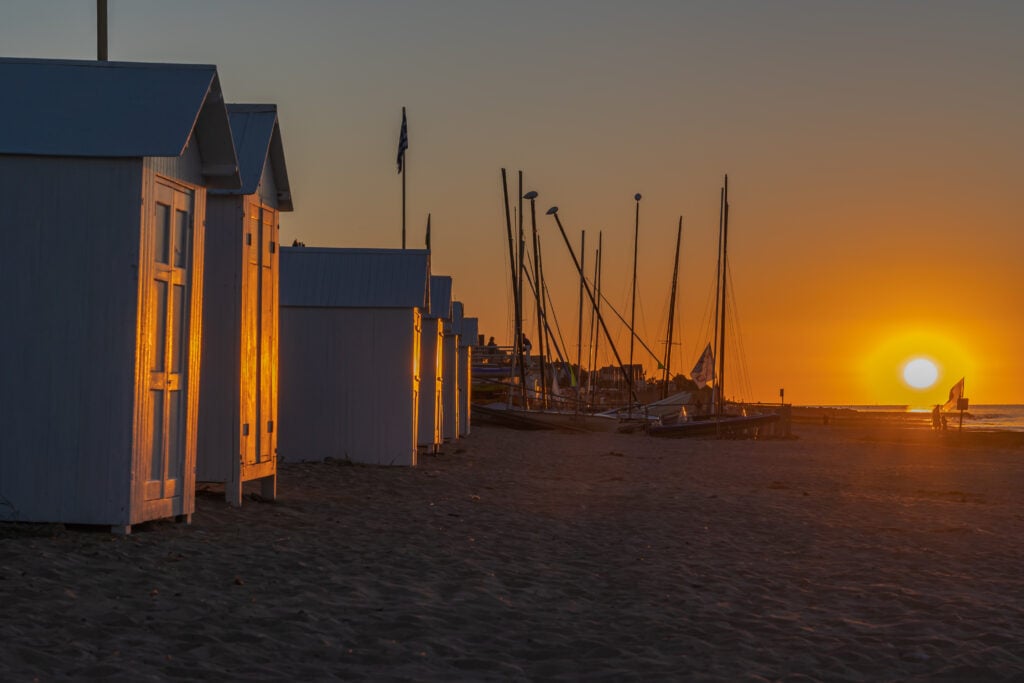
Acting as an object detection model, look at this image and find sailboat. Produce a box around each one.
[476,172,655,433]
[649,175,782,438]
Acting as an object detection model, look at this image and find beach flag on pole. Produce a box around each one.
[397,107,408,173]
[691,343,715,387]
[943,377,965,411]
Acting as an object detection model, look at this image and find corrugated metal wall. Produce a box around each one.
[279,307,419,466]
[441,329,460,441]
[143,132,204,187]
[196,194,244,483]
[0,156,142,524]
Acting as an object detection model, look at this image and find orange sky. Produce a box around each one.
[4,1,1022,404]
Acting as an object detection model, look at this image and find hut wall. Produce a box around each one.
[143,132,204,186]
[196,194,245,484]
[198,194,279,499]
[0,156,143,524]
[458,317,477,438]
[441,329,460,441]
[279,307,420,466]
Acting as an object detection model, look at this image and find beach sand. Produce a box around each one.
[3,421,1024,680]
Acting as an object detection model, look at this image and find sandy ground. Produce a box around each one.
[2,421,1024,681]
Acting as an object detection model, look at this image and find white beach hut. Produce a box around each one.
[197,104,293,506]
[418,275,452,453]
[0,58,240,533]
[457,316,479,438]
[278,247,430,466]
[441,301,463,442]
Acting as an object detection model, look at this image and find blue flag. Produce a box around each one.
[397,107,408,173]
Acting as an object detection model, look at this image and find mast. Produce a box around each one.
[662,217,682,399]
[517,172,527,407]
[716,175,730,422]
[527,192,548,408]
[576,230,586,413]
[628,193,641,411]
[501,170,525,408]
[589,232,603,406]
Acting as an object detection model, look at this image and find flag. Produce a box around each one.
[425,213,431,250]
[943,377,965,411]
[690,343,715,387]
[396,107,408,173]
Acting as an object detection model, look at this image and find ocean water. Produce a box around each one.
[833,405,1024,432]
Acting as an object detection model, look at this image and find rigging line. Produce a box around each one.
[585,277,665,368]
[690,273,718,366]
[519,256,571,369]
[725,264,754,402]
[540,269,574,372]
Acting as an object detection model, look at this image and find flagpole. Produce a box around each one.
[402,161,406,249]
[398,106,408,249]
[97,0,108,61]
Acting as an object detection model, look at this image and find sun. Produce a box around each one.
[903,358,939,389]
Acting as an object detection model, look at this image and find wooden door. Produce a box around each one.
[258,206,278,473]
[145,181,194,506]
[238,203,277,499]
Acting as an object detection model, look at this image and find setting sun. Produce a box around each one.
[902,358,938,389]
[862,328,975,406]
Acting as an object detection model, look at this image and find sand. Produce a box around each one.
[2,421,1024,681]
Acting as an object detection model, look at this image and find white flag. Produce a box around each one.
[943,377,965,411]
[691,343,715,387]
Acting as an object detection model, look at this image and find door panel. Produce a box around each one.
[258,207,277,465]
[145,182,193,502]
[240,204,259,467]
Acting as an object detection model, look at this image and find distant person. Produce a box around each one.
[487,336,497,348]
[522,334,533,366]
[931,404,941,431]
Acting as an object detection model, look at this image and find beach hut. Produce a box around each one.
[441,301,464,442]
[278,247,430,466]
[418,276,452,453]
[197,104,293,506]
[457,316,479,438]
[0,58,239,533]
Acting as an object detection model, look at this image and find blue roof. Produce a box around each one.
[0,57,239,188]
[445,301,464,334]
[460,317,479,344]
[280,247,430,309]
[214,104,293,210]
[429,276,453,320]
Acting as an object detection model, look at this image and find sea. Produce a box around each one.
[826,405,1024,432]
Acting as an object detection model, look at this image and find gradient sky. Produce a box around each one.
[3,1,1022,405]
